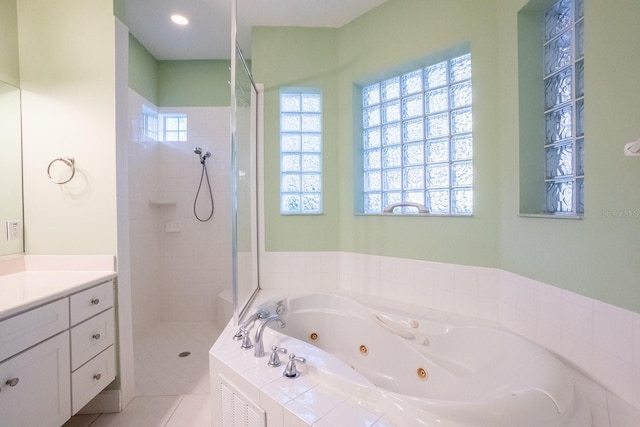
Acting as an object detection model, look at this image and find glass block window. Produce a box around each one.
[280,88,323,214]
[362,53,473,215]
[163,115,187,142]
[544,0,584,214]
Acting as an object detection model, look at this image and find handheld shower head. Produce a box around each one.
[194,147,211,164]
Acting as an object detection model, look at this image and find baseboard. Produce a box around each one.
[77,389,122,414]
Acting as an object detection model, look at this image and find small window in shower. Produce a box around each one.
[279,88,323,214]
[163,114,187,142]
[359,52,473,215]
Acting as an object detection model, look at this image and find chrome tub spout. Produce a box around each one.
[254,315,286,357]
[232,308,270,341]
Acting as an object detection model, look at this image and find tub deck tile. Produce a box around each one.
[294,385,348,418]
[321,399,381,427]
[284,400,322,426]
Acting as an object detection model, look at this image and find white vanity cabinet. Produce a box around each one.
[69,281,116,413]
[0,278,116,427]
[0,303,71,427]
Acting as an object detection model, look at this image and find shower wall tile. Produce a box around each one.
[128,91,163,341]
[154,106,231,323]
[127,91,231,328]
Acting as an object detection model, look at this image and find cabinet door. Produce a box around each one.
[0,332,71,427]
[0,298,69,362]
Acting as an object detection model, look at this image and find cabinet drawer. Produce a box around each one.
[70,281,113,326]
[70,308,115,371]
[71,345,116,414]
[0,298,69,362]
[0,332,71,427]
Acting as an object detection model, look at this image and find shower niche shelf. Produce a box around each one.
[148,199,177,207]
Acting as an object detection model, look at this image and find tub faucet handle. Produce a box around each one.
[234,329,253,350]
[239,329,253,350]
[232,327,245,341]
[233,309,271,340]
[283,353,306,378]
[268,345,287,367]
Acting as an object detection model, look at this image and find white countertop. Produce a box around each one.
[0,255,117,320]
[0,270,117,320]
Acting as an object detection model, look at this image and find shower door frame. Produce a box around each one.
[230,0,261,326]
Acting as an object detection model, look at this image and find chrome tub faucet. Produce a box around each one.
[254,314,286,357]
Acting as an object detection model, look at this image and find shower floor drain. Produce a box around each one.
[178,351,191,358]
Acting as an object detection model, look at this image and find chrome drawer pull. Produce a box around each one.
[90,298,100,305]
[92,333,101,340]
[6,378,19,387]
[93,373,102,381]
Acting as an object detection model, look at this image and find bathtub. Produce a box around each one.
[254,292,591,427]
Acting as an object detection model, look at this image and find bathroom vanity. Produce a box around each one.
[0,258,117,427]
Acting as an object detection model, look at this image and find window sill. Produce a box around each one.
[519,213,583,220]
[354,213,473,218]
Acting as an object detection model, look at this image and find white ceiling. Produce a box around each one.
[125,0,388,60]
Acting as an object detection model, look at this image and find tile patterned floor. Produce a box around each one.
[63,322,221,427]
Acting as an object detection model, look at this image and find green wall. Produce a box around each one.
[128,35,230,108]
[252,0,501,263]
[0,0,20,86]
[158,60,230,107]
[336,0,501,266]
[253,27,341,251]
[113,0,125,22]
[18,0,118,254]
[252,0,640,313]
[497,0,640,309]
[129,35,159,105]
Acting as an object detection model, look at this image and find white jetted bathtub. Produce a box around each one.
[252,293,591,427]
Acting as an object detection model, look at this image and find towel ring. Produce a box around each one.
[47,157,76,184]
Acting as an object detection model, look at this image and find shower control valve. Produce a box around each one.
[275,300,286,315]
[268,345,287,367]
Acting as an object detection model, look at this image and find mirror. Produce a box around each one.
[0,80,23,256]
[231,0,260,323]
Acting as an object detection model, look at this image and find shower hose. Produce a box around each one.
[194,160,214,222]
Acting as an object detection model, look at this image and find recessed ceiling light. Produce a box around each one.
[171,14,189,26]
